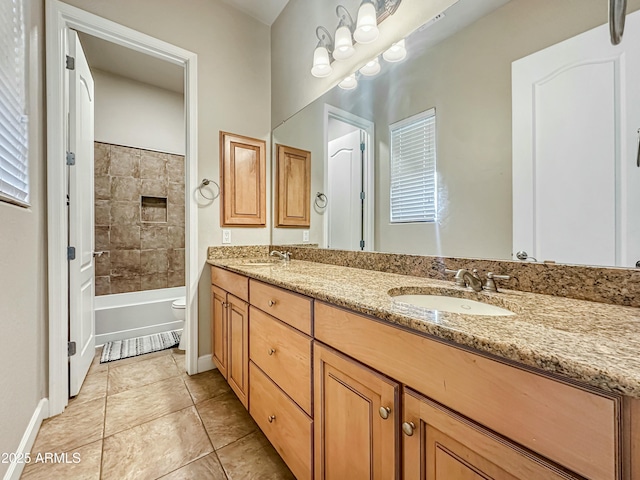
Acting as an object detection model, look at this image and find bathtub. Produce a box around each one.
[94,286,186,346]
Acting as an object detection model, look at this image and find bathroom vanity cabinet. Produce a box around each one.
[210,267,249,407]
[209,264,632,479]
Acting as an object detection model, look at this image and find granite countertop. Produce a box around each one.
[207,257,640,398]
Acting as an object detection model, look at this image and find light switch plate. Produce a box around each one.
[222,229,231,244]
[303,230,310,242]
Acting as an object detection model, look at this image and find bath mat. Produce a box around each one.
[100,330,181,363]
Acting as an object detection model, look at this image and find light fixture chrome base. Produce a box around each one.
[375,0,403,22]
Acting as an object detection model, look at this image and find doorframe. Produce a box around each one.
[46,0,199,417]
[323,104,375,250]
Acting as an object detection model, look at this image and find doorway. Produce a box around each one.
[323,105,375,251]
[46,0,198,416]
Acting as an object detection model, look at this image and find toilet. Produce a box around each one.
[171,297,186,350]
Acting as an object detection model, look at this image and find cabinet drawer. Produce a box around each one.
[250,279,312,335]
[250,306,312,415]
[249,362,313,480]
[315,301,620,480]
[210,266,248,302]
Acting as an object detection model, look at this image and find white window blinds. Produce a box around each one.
[0,0,29,206]
[389,108,437,223]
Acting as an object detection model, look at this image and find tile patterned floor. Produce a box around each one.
[22,348,295,479]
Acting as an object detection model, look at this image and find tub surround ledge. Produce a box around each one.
[207,255,640,398]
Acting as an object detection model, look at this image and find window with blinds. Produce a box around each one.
[0,0,29,207]
[389,108,437,223]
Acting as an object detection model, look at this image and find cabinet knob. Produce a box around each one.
[268,415,276,423]
[379,406,391,420]
[402,421,416,436]
[268,300,276,307]
[222,302,229,308]
[268,348,276,356]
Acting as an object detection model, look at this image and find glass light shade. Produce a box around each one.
[382,39,407,63]
[359,57,381,76]
[311,46,332,78]
[354,2,379,44]
[339,73,358,90]
[333,25,355,60]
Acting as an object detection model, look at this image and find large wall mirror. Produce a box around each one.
[271,0,640,269]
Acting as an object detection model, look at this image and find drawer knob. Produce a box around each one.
[268,415,276,423]
[402,421,416,436]
[268,300,276,307]
[379,406,391,420]
[268,348,276,356]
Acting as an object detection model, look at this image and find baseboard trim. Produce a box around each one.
[3,398,49,480]
[197,355,216,373]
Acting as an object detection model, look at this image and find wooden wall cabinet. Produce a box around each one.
[220,131,266,226]
[314,343,400,479]
[275,144,311,228]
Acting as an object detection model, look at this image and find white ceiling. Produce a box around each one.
[77,32,184,94]
[220,0,289,26]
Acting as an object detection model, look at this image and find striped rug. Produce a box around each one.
[100,330,181,363]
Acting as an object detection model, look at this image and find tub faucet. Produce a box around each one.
[451,268,483,292]
[270,250,291,262]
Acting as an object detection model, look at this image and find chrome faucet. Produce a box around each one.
[446,268,483,292]
[270,250,291,262]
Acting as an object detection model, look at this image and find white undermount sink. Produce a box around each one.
[239,260,279,267]
[392,294,515,316]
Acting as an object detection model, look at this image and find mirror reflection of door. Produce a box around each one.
[327,118,366,250]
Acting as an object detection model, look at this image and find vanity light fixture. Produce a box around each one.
[354,1,379,44]
[310,0,403,78]
[383,38,407,63]
[311,26,334,78]
[339,73,358,90]
[359,56,381,76]
[333,6,355,61]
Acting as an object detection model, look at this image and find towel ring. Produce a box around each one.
[315,192,327,208]
[198,178,220,201]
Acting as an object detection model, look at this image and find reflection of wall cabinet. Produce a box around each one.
[314,344,399,479]
[210,267,249,407]
[220,131,266,227]
[275,144,311,227]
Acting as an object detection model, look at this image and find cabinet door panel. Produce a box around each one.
[402,389,580,480]
[314,343,399,479]
[227,294,248,408]
[211,285,227,379]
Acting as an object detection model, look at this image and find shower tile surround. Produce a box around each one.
[95,143,186,295]
[208,245,640,308]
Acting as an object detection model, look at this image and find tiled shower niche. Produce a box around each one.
[94,142,186,295]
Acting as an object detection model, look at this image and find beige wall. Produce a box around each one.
[271,0,457,127]
[93,70,185,155]
[60,0,272,357]
[0,0,48,477]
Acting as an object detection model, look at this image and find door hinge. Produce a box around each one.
[68,341,77,357]
[360,191,366,200]
[67,246,76,260]
[360,240,365,249]
[360,142,365,152]
[66,151,75,165]
[65,55,75,70]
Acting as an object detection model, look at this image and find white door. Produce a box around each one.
[68,30,96,397]
[513,10,640,267]
[328,129,363,250]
